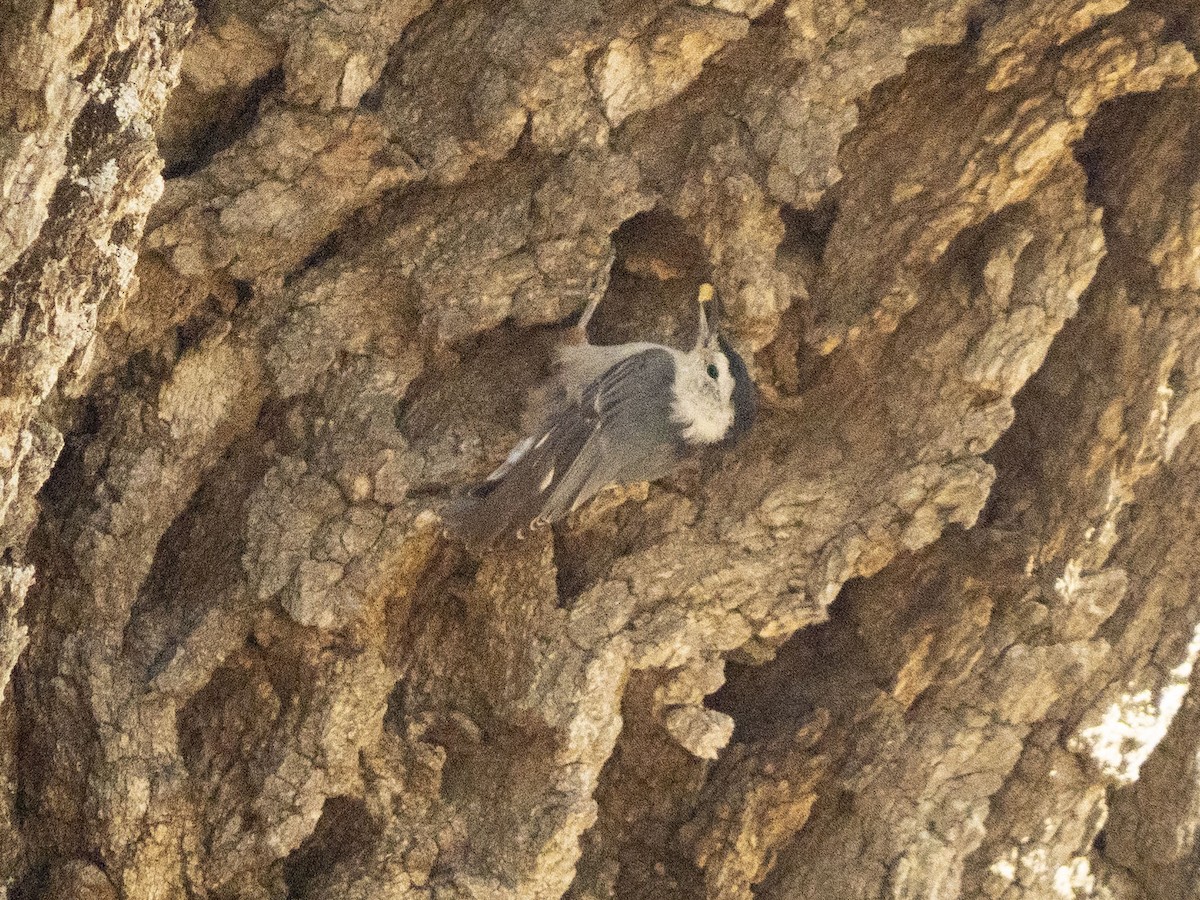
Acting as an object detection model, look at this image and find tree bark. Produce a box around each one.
[3,1,1200,898]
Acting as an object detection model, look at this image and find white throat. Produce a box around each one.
[669,350,734,444]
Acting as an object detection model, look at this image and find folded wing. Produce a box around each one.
[452,349,683,548]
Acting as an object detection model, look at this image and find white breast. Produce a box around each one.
[668,351,734,444]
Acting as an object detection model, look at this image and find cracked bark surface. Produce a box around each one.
[4,0,1200,898]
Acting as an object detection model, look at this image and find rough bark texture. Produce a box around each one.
[4,1,1200,898]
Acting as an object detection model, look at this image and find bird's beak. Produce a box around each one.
[695,282,715,348]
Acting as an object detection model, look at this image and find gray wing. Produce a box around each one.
[451,349,684,548]
[520,341,659,436]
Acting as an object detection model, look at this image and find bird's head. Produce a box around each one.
[689,283,758,447]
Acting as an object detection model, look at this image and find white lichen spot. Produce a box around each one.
[1053,856,1093,898]
[88,74,113,103]
[110,243,138,292]
[113,82,142,125]
[1071,621,1200,783]
[94,158,119,195]
[72,159,119,197]
[988,853,1017,883]
[1017,845,1049,884]
[1055,559,1082,600]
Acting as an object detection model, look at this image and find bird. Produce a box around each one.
[448,282,757,550]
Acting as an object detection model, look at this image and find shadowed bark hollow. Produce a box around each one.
[4,0,1200,898]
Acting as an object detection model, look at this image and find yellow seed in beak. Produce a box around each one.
[697,283,714,304]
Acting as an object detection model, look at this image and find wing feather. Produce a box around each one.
[451,348,683,548]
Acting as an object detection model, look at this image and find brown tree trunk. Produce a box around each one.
[4,1,1200,898]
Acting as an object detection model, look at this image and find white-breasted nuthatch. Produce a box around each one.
[450,283,757,549]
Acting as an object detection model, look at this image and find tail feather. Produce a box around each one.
[443,493,517,552]
[447,418,592,550]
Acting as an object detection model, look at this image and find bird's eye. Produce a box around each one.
[706,363,719,379]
